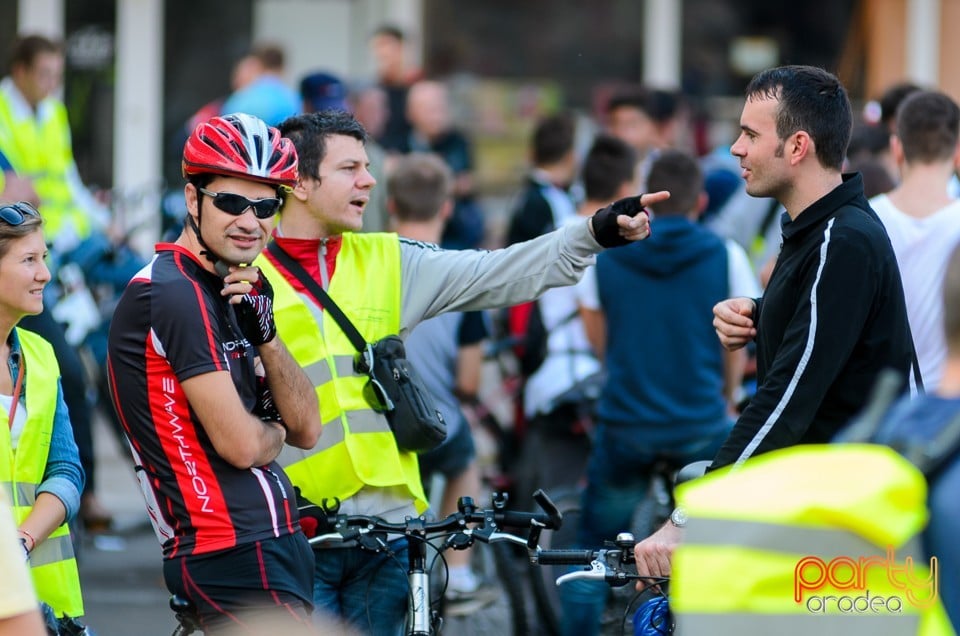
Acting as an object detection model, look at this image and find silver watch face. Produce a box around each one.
[670,507,687,527]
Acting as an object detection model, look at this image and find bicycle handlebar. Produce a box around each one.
[301,488,562,552]
[534,532,668,589]
[535,549,598,565]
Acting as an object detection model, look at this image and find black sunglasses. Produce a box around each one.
[0,201,41,226]
[198,188,282,219]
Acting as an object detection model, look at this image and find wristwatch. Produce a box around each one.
[669,506,687,528]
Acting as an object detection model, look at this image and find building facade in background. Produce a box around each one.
[0,0,955,221]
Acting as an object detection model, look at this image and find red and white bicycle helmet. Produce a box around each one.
[182,113,298,187]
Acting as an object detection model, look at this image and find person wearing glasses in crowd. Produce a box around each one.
[0,201,86,631]
[256,109,664,635]
[106,114,323,634]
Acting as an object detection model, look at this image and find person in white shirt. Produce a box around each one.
[870,89,960,391]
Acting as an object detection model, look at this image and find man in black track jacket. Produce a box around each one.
[711,169,915,464]
[710,66,915,469]
[633,65,915,579]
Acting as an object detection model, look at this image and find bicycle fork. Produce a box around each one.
[408,568,432,635]
[405,519,441,635]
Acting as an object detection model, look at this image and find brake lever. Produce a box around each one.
[556,560,607,586]
[485,531,531,548]
[308,529,360,545]
[554,558,640,587]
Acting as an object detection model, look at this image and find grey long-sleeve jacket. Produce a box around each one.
[399,219,601,330]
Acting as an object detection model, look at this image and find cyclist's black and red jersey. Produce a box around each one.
[107,243,300,559]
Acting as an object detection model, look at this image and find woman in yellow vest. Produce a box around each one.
[0,201,85,624]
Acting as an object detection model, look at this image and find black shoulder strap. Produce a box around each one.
[266,241,367,353]
[911,352,925,395]
[837,367,959,478]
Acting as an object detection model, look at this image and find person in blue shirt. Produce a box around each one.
[562,149,760,635]
[221,43,299,126]
[870,240,960,632]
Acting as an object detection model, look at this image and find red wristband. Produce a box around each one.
[18,529,35,552]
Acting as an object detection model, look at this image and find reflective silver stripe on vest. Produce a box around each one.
[29,533,76,568]
[334,355,358,379]
[278,409,391,465]
[303,360,332,386]
[677,613,919,635]
[302,355,358,387]
[318,410,390,451]
[685,517,924,562]
[1,481,37,506]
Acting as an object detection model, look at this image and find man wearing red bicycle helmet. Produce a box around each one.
[107,113,323,633]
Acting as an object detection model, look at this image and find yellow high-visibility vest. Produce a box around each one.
[0,328,84,618]
[672,444,954,635]
[0,88,90,241]
[257,233,427,512]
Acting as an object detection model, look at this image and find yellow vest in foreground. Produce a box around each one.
[672,444,953,635]
[257,233,428,512]
[0,328,84,618]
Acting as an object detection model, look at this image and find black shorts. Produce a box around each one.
[418,418,476,482]
[163,532,315,634]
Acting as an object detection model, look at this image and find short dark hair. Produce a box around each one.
[605,87,680,124]
[278,110,368,181]
[879,82,921,130]
[606,88,648,117]
[847,122,891,160]
[745,65,852,171]
[250,43,285,71]
[373,24,405,41]
[532,112,575,166]
[582,135,637,202]
[646,149,703,216]
[387,153,453,223]
[895,90,960,164]
[9,34,61,72]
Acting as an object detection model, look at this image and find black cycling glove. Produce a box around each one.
[253,375,283,423]
[591,195,649,248]
[234,270,277,345]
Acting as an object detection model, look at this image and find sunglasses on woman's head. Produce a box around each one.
[0,201,40,226]
[198,188,282,219]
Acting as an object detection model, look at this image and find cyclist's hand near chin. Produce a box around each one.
[222,265,278,346]
[634,522,681,589]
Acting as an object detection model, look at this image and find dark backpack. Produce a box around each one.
[508,300,579,378]
[840,369,960,480]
